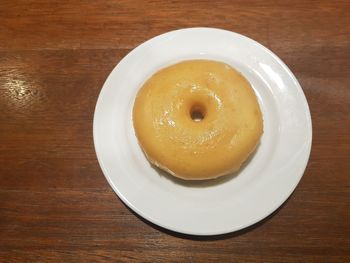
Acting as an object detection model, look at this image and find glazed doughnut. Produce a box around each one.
[132,60,263,180]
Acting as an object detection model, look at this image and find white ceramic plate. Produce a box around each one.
[93,28,312,236]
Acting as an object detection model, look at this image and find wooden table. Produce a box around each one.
[1,1,349,262]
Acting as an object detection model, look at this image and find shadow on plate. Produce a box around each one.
[151,142,260,188]
[121,142,273,239]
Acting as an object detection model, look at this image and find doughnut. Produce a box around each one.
[132,60,263,180]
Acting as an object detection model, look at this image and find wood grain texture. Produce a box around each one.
[0,0,349,262]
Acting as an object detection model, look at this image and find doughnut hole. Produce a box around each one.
[190,103,207,122]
